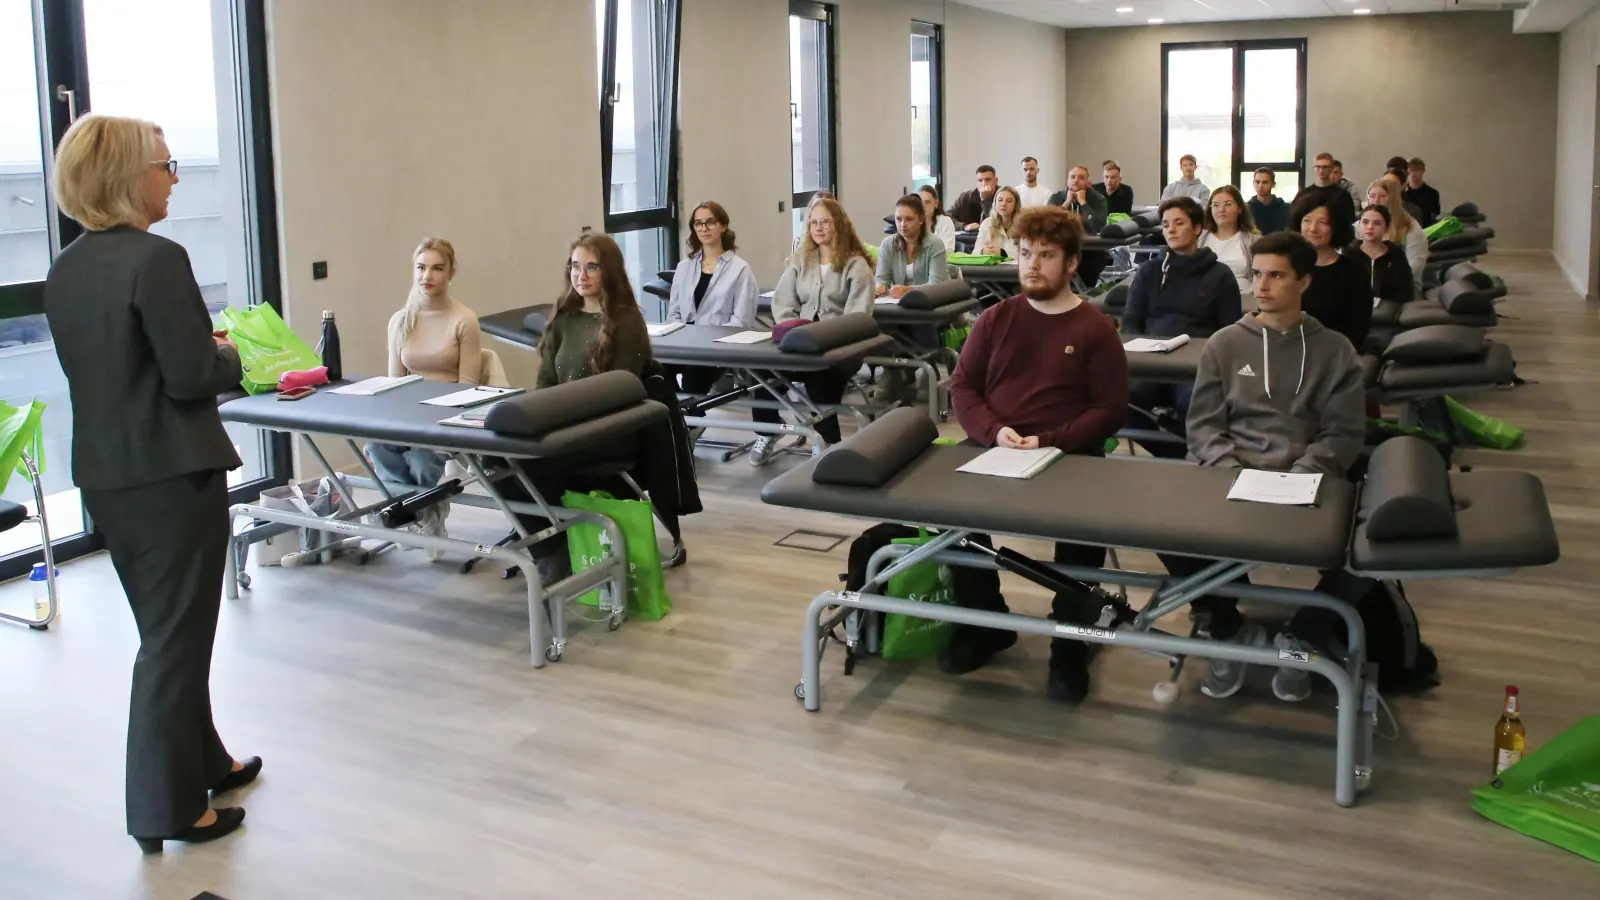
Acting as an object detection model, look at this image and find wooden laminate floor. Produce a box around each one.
[1,253,1596,899]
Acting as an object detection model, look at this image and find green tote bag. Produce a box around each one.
[215,304,323,394]
[879,531,958,660]
[1472,716,1600,864]
[0,399,46,493]
[562,490,671,621]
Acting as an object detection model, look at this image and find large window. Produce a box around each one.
[1161,40,1306,203]
[910,22,941,193]
[0,0,282,576]
[789,1,835,239]
[596,0,681,320]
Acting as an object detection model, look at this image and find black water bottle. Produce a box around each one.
[316,310,342,381]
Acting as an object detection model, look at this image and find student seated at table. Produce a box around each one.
[1367,177,1427,295]
[950,165,999,232]
[512,232,690,577]
[365,237,480,554]
[1122,197,1242,458]
[919,185,958,255]
[1288,188,1370,353]
[758,197,874,465]
[1199,185,1259,304]
[1175,230,1368,702]
[874,193,950,403]
[1093,160,1134,217]
[1248,168,1291,234]
[948,206,1129,704]
[1351,204,1415,336]
[1161,153,1210,203]
[1047,165,1108,232]
[976,186,1020,259]
[665,200,758,398]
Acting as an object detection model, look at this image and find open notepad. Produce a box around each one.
[438,405,493,429]
[419,385,523,408]
[956,446,1063,479]
[328,374,422,396]
[1226,469,1323,506]
[648,322,684,337]
[1123,334,1191,353]
[714,331,773,344]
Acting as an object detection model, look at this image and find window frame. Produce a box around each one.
[596,0,683,305]
[1159,38,1307,197]
[910,20,942,193]
[788,0,837,219]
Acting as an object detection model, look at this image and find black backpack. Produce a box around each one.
[1320,572,1440,694]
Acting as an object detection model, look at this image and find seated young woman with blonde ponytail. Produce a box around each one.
[364,238,480,549]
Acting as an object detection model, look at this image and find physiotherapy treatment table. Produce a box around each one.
[760,410,1560,806]
[481,310,924,452]
[219,372,666,666]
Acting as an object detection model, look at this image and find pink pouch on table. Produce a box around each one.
[277,366,329,391]
[771,319,807,344]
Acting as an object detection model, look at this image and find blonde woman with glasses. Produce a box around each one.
[1198,185,1260,302]
[43,114,258,853]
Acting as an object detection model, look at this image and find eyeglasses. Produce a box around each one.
[691,218,719,229]
[1211,201,1237,211]
[567,262,602,276]
[150,159,178,176]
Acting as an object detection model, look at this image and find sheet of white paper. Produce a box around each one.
[1226,469,1323,506]
[714,331,773,344]
[955,447,1063,479]
[874,297,900,306]
[329,374,422,395]
[419,385,524,408]
[648,322,684,337]
[437,413,489,429]
[1123,334,1190,353]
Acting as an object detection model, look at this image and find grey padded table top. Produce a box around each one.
[1350,470,1558,573]
[761,444,1356,570]
[1123,336,1207,384]
[479,306,542,346]
[1379,342,1515,392]
[649,324,892,370]
[219,378,666,459]
[874,297,979,324]
[954,263,1019,283]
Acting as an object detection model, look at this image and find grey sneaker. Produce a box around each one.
[749,435,781,466]
[1272,633,1314,703]
[1200,621,1268,699]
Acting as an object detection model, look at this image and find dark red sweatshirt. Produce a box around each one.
[951,295,1129,451]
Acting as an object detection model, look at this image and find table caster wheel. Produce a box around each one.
[544,644,563,663]
[1354,766,1373,792]
[1152,680,1180,706]
[794,681,807,702]
[28,623,47,632]
[607,613,623,632]
[238,573,252,590]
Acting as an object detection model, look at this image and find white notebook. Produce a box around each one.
[419,385,524,408]
[329,374,422,396]
[1123,334,1190,353]
[1226,469,1323,506]
[874,297,900,306]
[956,446,1063,479]
[648,322,684,337]
[715,330,773,344]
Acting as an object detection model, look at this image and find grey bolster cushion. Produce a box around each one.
[1451,202,1479,219]
[485,370,645,436]
[1443,262,1482,285]
[1135,210,1161,229]
[1099,218,1140,239]
[1383,324,1486,364]
[1360,436,1458,541]
[1437,281,1495,315]
[778,312,880,354]
[522,310,549,336]
[899,280,973,310]
[811,407,938,488]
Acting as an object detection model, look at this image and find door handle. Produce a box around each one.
[55,85,77,121]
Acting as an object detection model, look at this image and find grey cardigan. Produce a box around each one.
[772,253,874,322]
[43,227,243,491]
[665,250,758,328]
[875,235,948,288]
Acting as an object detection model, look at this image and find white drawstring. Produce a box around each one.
[1262,322,1307,400]
[1295,322,1306,396]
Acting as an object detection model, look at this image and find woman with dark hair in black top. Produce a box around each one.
[1288,187,1371,351]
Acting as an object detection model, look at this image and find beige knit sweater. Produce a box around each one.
[386,295,482,385]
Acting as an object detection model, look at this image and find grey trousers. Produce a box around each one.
[82,469,234,837]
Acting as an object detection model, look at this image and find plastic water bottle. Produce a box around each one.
[29,562,56,622]
[316,310,342,381]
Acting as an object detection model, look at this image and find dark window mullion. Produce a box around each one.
[597,0,620,219]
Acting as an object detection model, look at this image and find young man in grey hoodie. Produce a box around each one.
[1169,230,1368,702]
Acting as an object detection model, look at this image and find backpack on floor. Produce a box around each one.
[840,523,1005,659]
[1324,571,1440,694]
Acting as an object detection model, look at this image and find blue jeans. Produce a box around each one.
[364,443,445,487]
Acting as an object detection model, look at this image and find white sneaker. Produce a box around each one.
[419,506,448,561]
[749,436,781,466]
[1272,633,1314,703]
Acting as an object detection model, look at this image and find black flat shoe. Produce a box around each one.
[211,756,262,795]
[663,543,687,569]
[134,807,245,854]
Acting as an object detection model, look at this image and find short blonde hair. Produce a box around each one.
[52,114,165,231]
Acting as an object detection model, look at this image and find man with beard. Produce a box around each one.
[946,205,1128,704]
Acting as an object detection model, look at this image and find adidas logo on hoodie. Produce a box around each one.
[1237,364,1256,377]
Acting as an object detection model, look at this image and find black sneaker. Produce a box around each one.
[1046,639,1091,704]
[938,626,1017,675]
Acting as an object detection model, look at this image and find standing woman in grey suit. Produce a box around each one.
[43,114,260,853]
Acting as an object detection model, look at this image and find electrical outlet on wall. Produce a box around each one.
[312,261,328,280]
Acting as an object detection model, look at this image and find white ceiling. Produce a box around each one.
[954,0,1523,30]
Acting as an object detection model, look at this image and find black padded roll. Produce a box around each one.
[1437,280,1494,315]
[1451,201,1479,219]
[778,312,881,354]
[1099,218,1139,239]
[1360,436,1458,541]
[1443,262,1481,285]
[484,370,646,436]
[811,407,938,488]
[1102,278,1132,314]
[522,310,550,336]
[1383,324,1486,364]
[1134,210,1161,229]
[642,280,672,301]
[899,280,974,310]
